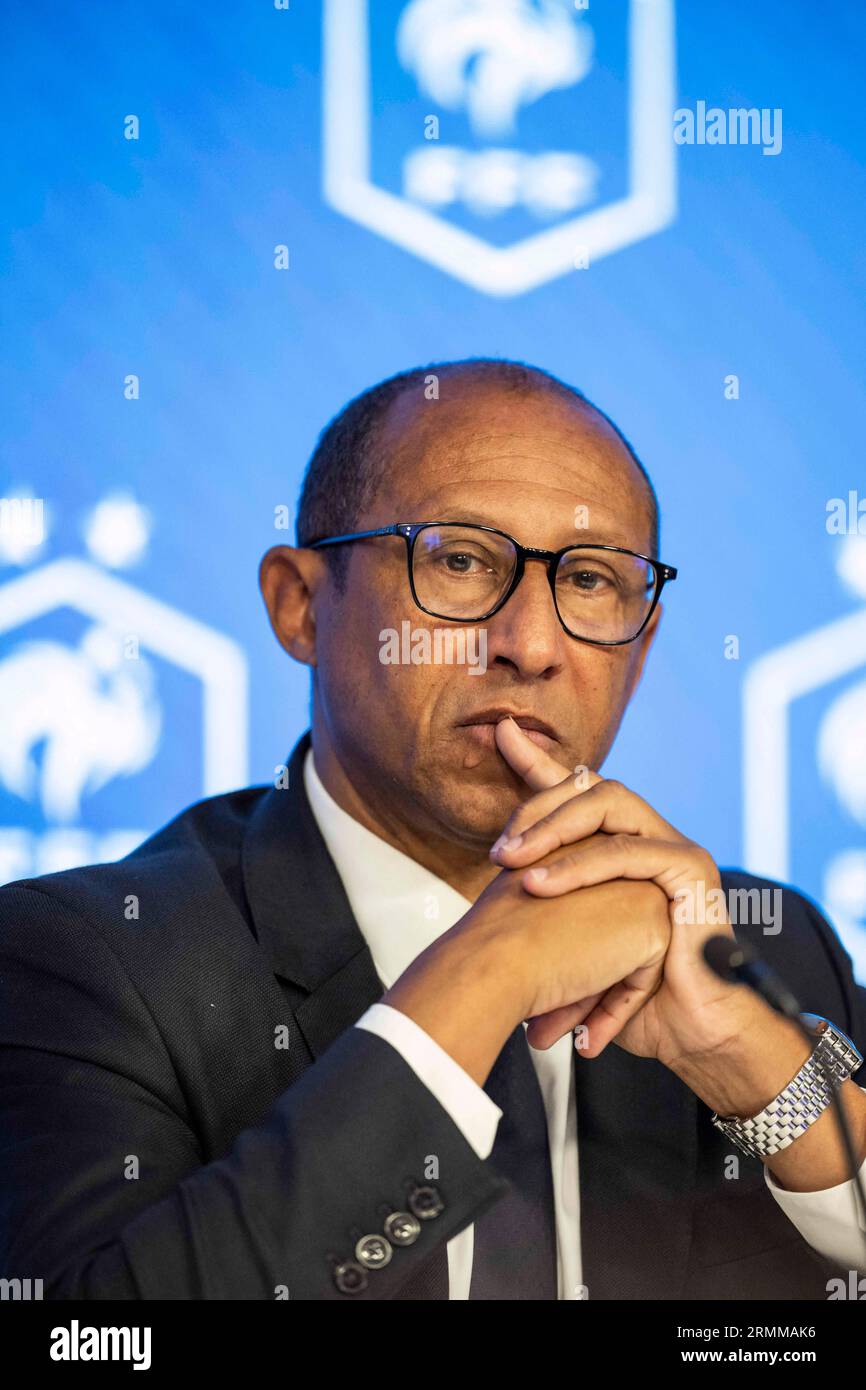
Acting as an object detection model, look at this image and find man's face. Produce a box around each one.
[310,381,661,851]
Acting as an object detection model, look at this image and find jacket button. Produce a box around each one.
[384,1210,422,1246]
[333,1259,368,1295]
[408,1184,445,1220]
[355,1233,393,1269]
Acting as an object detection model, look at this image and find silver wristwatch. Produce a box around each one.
[711,1014,863,1160]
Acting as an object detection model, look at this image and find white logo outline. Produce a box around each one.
[0,557,248,803]
[322,0,678,296]
[743,600,866,883]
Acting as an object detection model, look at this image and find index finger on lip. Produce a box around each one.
[494,715,600,793]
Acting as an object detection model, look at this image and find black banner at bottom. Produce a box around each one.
[1,1296,862,1374]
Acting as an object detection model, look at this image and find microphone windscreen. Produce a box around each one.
[702,934,747,983]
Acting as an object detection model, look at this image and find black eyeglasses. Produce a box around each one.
[309,522,677,646]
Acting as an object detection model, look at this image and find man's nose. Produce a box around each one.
[484,562,566,680]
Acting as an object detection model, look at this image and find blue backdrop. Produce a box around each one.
[2,0,865,977]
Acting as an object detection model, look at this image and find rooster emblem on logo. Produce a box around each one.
[0,624,161,823]
[397,0,594,138]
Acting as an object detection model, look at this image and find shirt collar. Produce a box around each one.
[302,747,472,989]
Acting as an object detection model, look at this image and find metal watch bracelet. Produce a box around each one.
[711,1014,863,1160]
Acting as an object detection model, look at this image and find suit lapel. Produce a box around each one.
[241,731,384,1057]
[575,1042,698,1300]
[241,731,447,1298]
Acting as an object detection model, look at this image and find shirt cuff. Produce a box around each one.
[355,1002,502,1160]
[764,1109,866,1273]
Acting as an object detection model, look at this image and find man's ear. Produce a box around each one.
[258,545,328,667]
[624,601,663,701]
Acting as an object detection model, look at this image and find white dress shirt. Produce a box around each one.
[302,748,866,1296]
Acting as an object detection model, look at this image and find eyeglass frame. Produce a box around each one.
[308,521,678,647]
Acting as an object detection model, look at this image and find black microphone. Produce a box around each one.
[703,934,866,1236]
[702,936,802,1020]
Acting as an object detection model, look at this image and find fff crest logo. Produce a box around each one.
[323,0,678,296]
[743,534,866,982]
[0,494,248,887]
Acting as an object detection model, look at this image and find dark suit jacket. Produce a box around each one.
[0,731,864,1300]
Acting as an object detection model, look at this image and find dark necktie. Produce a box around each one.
[468,1023,558,1299]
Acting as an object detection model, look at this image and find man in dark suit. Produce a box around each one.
[1,358,865,1300]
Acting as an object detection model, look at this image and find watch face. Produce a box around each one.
[800,1012,828,1036]
[802,1013,862,1061]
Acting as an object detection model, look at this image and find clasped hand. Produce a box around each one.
[488,716,746,1068]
